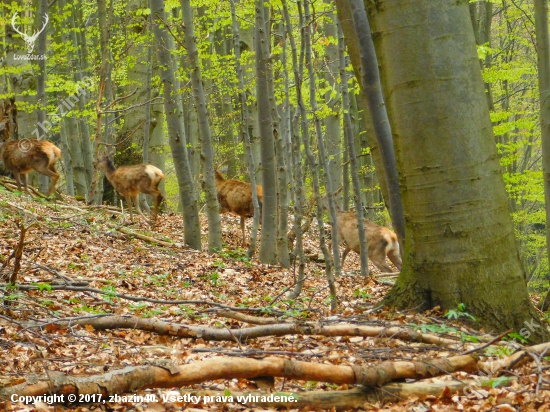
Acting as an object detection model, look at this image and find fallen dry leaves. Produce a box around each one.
[1,185,550,411]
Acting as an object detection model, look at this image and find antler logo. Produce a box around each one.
[11,12,49,54]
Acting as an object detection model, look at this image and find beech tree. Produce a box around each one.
[336,0,548,342]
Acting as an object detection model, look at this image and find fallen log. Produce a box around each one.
[0,355,479,400]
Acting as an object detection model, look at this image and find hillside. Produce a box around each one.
[0,181,549,411]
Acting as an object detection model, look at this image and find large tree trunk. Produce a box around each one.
[534,0,550,311]
[337,0,548,341]
[180,0,222,253]
[151,0,201,250]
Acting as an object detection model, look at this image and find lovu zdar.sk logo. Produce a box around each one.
[12,12,49,56]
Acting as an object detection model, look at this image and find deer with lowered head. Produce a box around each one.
[0,137,61,197]
[323,195,402,273]
[97,154,165,225]
[215,169,263,247]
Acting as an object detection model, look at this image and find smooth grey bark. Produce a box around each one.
[59,122,75,196]
[304,0,341,278]
[266,17,290,268]
[59,0,88,198]
[255,0,277,264]
[534,0,550,310]
[323,3,342,207]
[349,0,405,250]
[338,20,368,277]
[358,0,547,342]
[282,0,306,299]
[69,2,93,188]
[151,0,201,249]
[6,0,36,140]
[180,0,222,252]
[229,0,261,258]
[35,0,49,194]
[299,1,337,309]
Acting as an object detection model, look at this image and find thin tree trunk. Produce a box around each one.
[299,1,337,309]
[349,0,405,251]
[35,0,49,194]
[304,0,341,278]
[150,0,201,249]
[229,0,261,258]
[255,0,277,264]
[323,2,342,207]
[282,0,306,298]
[180,0,222,252]
[338,20,369,277]
[69,2,93,188]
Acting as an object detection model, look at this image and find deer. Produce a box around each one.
[0,138,61,197]
[97,155,165,225]
[323,195,402,273]
[215,169,263,247]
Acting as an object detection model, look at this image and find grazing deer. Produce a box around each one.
[215,170,263,247]
[0,138,61,197]
[97,155,165,225]
[323,196,402,273]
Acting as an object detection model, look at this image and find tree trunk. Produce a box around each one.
[304,0,342,278]
[151,0,201,250]
[255,0,277,264]
[338,19,369,277]
[338,0,548,342]
[180,0,222,253]
[323,3,342,207]
[282,0,306,298]
[534,0,550,312]
[229,0,261,258]
[349,0,405,250]
[299,0,337,309]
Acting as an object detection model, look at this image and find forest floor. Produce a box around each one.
[1,180,550,411]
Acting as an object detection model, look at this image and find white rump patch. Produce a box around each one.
[144,165,163,182]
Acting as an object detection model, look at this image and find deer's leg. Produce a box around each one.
[341,246,351,267]
[124,195,134,223]
[22,173,29,193]
[151,190,163,220]
[134,195,146,218]
[387,249,402,271]
[369,248,393,273]
[12,171,23,192]
[34,162,60,197]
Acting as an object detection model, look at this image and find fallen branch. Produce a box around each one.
[0,285,285,314]
[183,377,517,408]
[0,355,479,399]
[212,309,283,325]
[37,314,464,347]
[108,224,186,248]
[8,221,39,284]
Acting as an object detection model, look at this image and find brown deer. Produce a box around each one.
[0,138,61,197]
[215,170,263,247]
[97,155,165,224]
[324,196,402,273]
